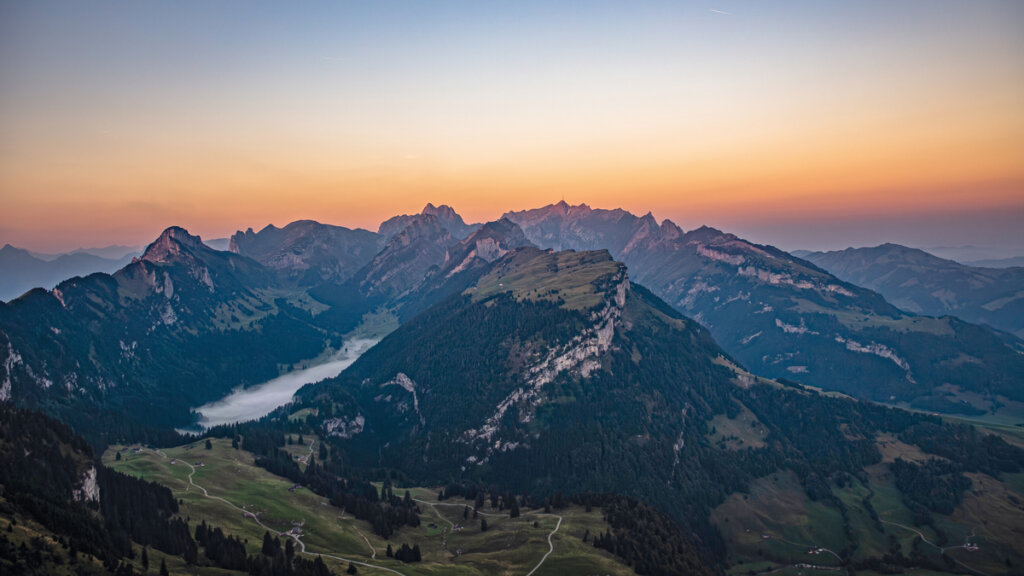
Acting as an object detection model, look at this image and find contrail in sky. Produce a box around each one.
[710,9,730,15]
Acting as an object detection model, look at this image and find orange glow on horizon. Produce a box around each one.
[2,2,1022,252]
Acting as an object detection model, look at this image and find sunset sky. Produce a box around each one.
[1,1,1022,254]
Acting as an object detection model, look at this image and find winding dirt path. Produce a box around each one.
[524,513,563,576]
[145,448,567,575]
[352,525,377,559]
[412,497,564,575]
[881,520,989,576]
[144,448,407,576]
[297,439,315,465]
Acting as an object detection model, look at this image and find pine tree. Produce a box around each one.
[347,562,358,574]
[205,439,212,450]
[159,559,169,576]
[314,556,329,576]
[510,499,520,519]
[463,505,469,519]
[262,531,276,556]
[141,546,149,571]
[386,544,393,558]
[480,518,488,532]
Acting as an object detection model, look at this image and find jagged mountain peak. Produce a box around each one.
[141,226,205,263]
[380,203,477,240]
[420,202,460,220]
[504,202,676,258]
[661,219,684,239]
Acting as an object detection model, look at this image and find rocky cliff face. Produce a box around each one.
[357,214,456,300]
[141,226,207,264]
[74,466,100,503]
[441,218,534,278]
[461,259,628,461]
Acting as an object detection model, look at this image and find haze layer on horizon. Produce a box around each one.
[1,1,1022,254]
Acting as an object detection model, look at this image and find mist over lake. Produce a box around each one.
[191,338,378,429]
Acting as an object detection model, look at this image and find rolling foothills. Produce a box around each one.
[2,203,1024,575]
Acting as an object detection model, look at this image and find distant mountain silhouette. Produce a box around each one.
[0,244,137,301]
[803,243,1024,338]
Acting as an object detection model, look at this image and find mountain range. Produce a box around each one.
[4,203,1024,442]
[274,241,1024,574]
[501,203,1024,412]
[3,202,1024,574]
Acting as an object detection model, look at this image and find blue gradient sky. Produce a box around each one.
[1,1,1022,253]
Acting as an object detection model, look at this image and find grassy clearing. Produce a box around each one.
[875,432,939,464]
[104,439,635,576]
[862,463,942,557]
[345,308,399,341]
[386,486,632,575]
[707,402,768,450]
[288,407,318,423]
[712,471,846,568]
[831,479,888,561]
[791,300,954,336]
